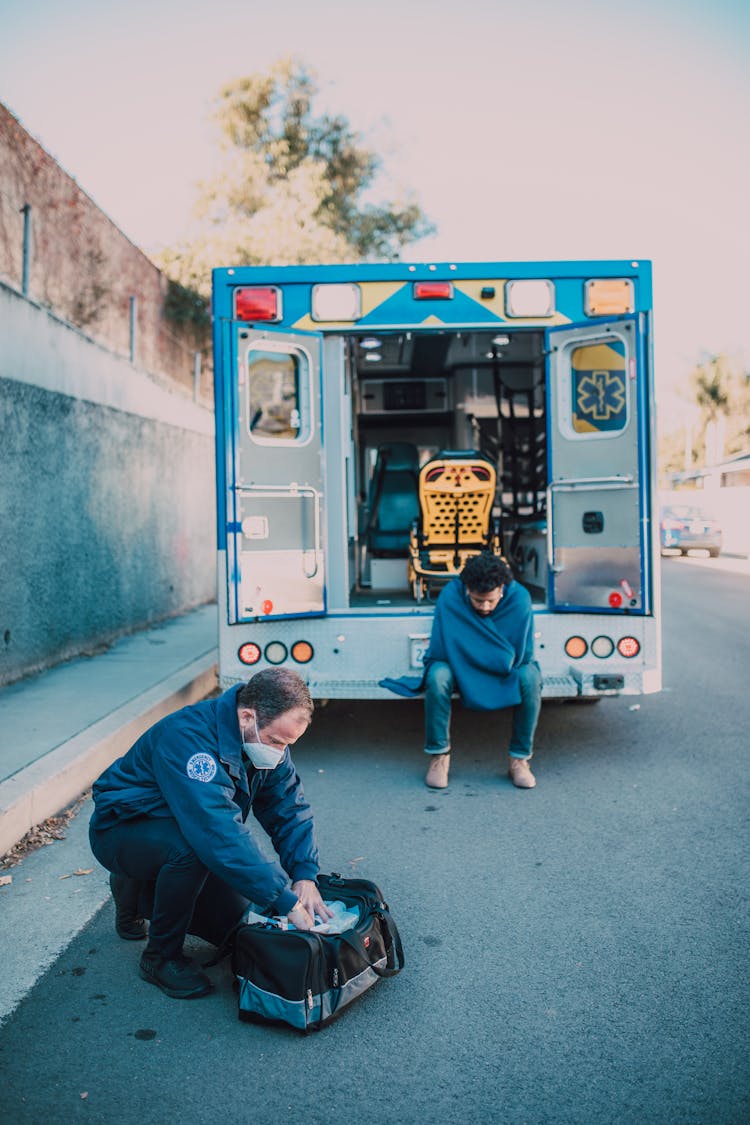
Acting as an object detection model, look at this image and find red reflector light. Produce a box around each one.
[608,591,623,608]
[413,281,453,300]
[234,287,280,322]
[617,636,640,658]
[262,599,274,615]
[238,642,262,665]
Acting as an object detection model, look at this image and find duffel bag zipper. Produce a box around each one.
[319,876,388,912]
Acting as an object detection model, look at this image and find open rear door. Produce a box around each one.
[226,326,325,622]
[546,317,649,613]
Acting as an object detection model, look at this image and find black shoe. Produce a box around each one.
[138,950,213,999]
[109,874,148,941]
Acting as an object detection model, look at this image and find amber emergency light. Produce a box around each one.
[584,279,634,317]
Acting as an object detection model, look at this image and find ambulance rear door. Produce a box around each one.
[545,317,651,613]
[226,325,326,622]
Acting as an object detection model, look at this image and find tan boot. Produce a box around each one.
[425,752,450,789]
[508,756,536,789]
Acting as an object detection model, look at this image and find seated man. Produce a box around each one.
[421,552,542,790]
[89,667,332,1000]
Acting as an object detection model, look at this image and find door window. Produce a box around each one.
[567,338,629,437]
[245,346,311,444]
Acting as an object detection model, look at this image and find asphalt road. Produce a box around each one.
[0,557,748,1125]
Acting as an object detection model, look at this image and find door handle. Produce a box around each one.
[235,484,322,578]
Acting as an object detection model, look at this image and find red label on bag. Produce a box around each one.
[364,936,370,948]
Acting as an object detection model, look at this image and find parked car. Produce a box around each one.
[660,498,723,557]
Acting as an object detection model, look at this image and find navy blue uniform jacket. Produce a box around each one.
[90,686,319,916]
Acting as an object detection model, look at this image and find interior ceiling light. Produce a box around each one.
[360,337,382,350]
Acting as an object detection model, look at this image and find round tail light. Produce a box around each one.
[565,636,588,659]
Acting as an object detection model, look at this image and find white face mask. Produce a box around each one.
[242,716,286,771]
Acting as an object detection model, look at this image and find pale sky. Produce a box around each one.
[2,0,749,422]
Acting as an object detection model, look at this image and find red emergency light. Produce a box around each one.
[234,287,281,322]
[413,281,454,300]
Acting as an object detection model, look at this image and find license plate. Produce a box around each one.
[409,635,430,669]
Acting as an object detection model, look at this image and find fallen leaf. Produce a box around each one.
[59,874,72,880]
[0,875,12,887]
[80,1092,88,1100]
[73,868,94,877]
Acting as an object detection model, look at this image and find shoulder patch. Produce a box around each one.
[186,752,217,783]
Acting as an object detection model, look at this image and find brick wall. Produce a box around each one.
[0,103,211,399]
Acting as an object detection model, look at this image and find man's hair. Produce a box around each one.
[460,552,514,594]
[237,668,314,729]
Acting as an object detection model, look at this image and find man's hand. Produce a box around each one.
[291,879,335,925]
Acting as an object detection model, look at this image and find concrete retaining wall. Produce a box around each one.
[0,282,216,686]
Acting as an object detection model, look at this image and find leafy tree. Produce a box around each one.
[691,353,749,463]
[659,353,750,479]
[160,57,434,295]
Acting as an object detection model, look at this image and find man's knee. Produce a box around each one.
[425,661,454,693]
[518,661,542,697]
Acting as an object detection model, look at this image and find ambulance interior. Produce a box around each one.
[347,328,548,607]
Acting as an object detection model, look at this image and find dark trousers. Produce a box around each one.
[90,816,249,960]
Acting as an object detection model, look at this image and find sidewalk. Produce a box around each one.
[0,604,218,1026]
[0,604,218,858]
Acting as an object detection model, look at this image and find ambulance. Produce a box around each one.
[211,260,660,700]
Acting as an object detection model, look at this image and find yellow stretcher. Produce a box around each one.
[407,451,504,601]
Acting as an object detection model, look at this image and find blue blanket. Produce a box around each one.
[380,577,534,710]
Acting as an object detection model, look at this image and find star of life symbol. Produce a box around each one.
[186,752,217,783]
[577,370,626,422]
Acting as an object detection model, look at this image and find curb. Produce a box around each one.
[0,654,217,858]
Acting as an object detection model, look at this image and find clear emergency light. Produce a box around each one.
[311,283,361,321]
[234,287,281,322]
[505,280,555,317]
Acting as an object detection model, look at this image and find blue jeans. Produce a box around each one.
[424,660,542,760]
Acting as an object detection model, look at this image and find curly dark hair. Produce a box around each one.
[460,552,514,594]
[237,668,314,729]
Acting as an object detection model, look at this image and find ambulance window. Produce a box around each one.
[568,338,628,437]
[246,347,310,444]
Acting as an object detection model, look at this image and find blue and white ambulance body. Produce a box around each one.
[212,260,661,700]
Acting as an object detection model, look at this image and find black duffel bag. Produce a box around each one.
[231,873,404,1032]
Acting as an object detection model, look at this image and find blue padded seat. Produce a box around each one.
[366,443,420,556]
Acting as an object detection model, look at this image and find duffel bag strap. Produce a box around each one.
[377,909,405,975]
[202,919,244,968]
